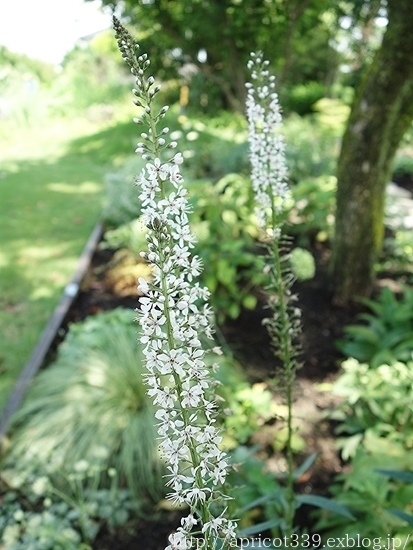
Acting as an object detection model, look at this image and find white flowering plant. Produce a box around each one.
[114,17,238,550]
[112,16,355,548]
[244,51,353,538]
[245,52,304,537]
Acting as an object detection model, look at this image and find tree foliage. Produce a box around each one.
[94,0,336,111]
[0,46,55,87]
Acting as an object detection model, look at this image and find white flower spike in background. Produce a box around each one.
[246,52,302,538]
[246,52,291,231]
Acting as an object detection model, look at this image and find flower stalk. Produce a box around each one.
[246,52,302,538]
[113,17,237,550]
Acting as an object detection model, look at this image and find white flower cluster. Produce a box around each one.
[113,16,237,550]
[138,130,237,550]
[246,52,291,229]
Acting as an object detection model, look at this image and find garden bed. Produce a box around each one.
[48,235,359,549]
[2,171,412,549]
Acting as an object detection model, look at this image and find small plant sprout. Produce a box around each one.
[246,52,302,537]
[113,17,237,550]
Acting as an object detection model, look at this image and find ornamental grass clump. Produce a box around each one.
[113,17,237,550]
[246,52,302,537]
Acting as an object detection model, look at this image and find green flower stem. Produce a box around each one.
[271,234,295,538]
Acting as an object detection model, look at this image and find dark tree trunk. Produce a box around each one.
[331,0,413,305]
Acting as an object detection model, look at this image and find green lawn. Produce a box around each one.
[0,106,247,409]
[0,113,137,408]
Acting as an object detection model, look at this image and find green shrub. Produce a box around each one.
[227,447,351,540]
[330,358,413,459]
[283,115,339,184]
[102,173,264,322]
[178,116,249,180]
[284,81,326,116]
[102,157,146,226]
[101,218,147,254]
[288,175,337,244]
[0,459,139,548]
[190,173,264,321]
[381,229,413,278]
[337,286,413,368]
[392,155,413,177]
[314,442,413,541]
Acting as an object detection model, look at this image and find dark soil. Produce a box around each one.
[392,173,413,194]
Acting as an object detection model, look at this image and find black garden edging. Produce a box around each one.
[0,222,104,443]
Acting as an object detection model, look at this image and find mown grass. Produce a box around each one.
[0,111,138,408]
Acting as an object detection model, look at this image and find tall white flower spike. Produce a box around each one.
[114,17,237,550]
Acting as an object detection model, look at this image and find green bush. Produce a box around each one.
[178,114,249,180]
[337,286,413,368]
[288,175,337,244]
[381,229,413,278]
[50,31,128,115]
[284,81,326,116]
[392,155,413,177]
[101,218,147,254]
[314,442,413,541]
[283,115,339,184]
[0,461,138,548]
[102,173,264,322]
[102,157,146,226]
[190,173,264,321]
[330,358,413,459]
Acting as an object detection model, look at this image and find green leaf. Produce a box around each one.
[237,518,283,537]
[376,469,413,483]
[242,294,258,310]
[228,302,240,319]
[216,258,236,286]
[339,341,376,361]
[293,452,317,480]
[295,494,355,520]
[343,325,381,345]
[238,490,283,514]
[388,509,413,526]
